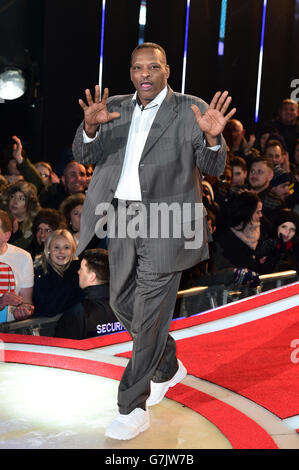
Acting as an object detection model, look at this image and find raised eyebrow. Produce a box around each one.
[132,62,161,67]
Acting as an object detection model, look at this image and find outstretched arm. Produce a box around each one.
[11,135,44,192]
[191,90,236,147]
[79,85,120,138]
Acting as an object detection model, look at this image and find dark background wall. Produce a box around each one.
[0,0,298,168]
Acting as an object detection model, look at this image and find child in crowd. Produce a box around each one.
[33,229,83,317]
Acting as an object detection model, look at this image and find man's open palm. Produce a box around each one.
[79,85,120,136]
[191,91,236,137]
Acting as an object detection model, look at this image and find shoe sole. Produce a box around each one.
[105,421,150,440]
[147,362,187,406]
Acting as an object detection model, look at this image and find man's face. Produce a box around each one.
[272,182,290,200]
[279,103,298,126]
[249,162,273,192]
[130,47,170,107]
[62,162,87,194]
[265,145,283,166]
[78,258,93,289]
[231,165,247,187]
[229,121,245,147]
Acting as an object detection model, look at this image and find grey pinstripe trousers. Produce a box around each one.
[108,201,182,414]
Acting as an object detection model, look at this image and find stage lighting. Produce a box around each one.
[0,68,26,100]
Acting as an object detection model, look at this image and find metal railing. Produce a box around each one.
[0,270,297,336]
[177,270,298,298]
[0,313,63,336]
[175,270,298,317]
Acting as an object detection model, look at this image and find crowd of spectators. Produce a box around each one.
[0,97,298,337]
[181,98,299,289]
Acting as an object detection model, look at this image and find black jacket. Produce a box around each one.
[38,183,78,210]
[213,228,258,272]
[33,260,83,317]
[54,284,125,339]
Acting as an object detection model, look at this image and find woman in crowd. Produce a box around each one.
[0,180,40,250]
[59,193,85,245]
[34,161,60,189]
[257,209,299,274]
[33,229,83,317]
[28,208,67,262]
[213,190,263,272]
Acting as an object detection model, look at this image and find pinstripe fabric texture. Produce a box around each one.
[107,209,182,413]
[72,87,227,273]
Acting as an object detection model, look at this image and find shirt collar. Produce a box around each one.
[132,85,168,110]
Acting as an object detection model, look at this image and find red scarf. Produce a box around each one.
[276,239,293,250]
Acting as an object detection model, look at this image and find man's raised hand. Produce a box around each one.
[79,85,120,138]
[191,91,236,146]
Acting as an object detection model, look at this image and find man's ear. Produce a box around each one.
[268,169,274,182]
[61,175,65,186]
[89,270,98,285]
[166,64,170,80]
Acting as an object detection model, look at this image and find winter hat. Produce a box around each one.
[270,165,291,188]
[274,209,299,233]
[32,208,67,233]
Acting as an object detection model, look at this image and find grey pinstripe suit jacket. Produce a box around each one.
[72,87,227,273]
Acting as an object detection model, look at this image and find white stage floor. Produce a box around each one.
[0,282,299,451]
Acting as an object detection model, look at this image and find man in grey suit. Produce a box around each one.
[72,42,236,440]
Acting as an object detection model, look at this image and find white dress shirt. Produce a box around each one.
[83,86,220,201]
[114,86,168,200]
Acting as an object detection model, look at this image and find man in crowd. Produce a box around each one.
[270,165,291,202]
[248,156,284,219]
[272,98,299,159]
[230,156,248,189]
[11,135,87,209]
[55,248,123,339]
[223,118,258,165]
[39,160,87,209]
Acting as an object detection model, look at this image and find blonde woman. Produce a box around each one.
[0,180,40,250]
[33,229,83,317]
[35,161,60,189]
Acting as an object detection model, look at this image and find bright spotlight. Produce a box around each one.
[0,68,26,100]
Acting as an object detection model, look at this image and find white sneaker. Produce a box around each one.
[147,360,187,406]
[105,408,150,440]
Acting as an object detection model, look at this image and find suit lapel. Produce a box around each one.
[140,88,178,162]
[116,96,135,164]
